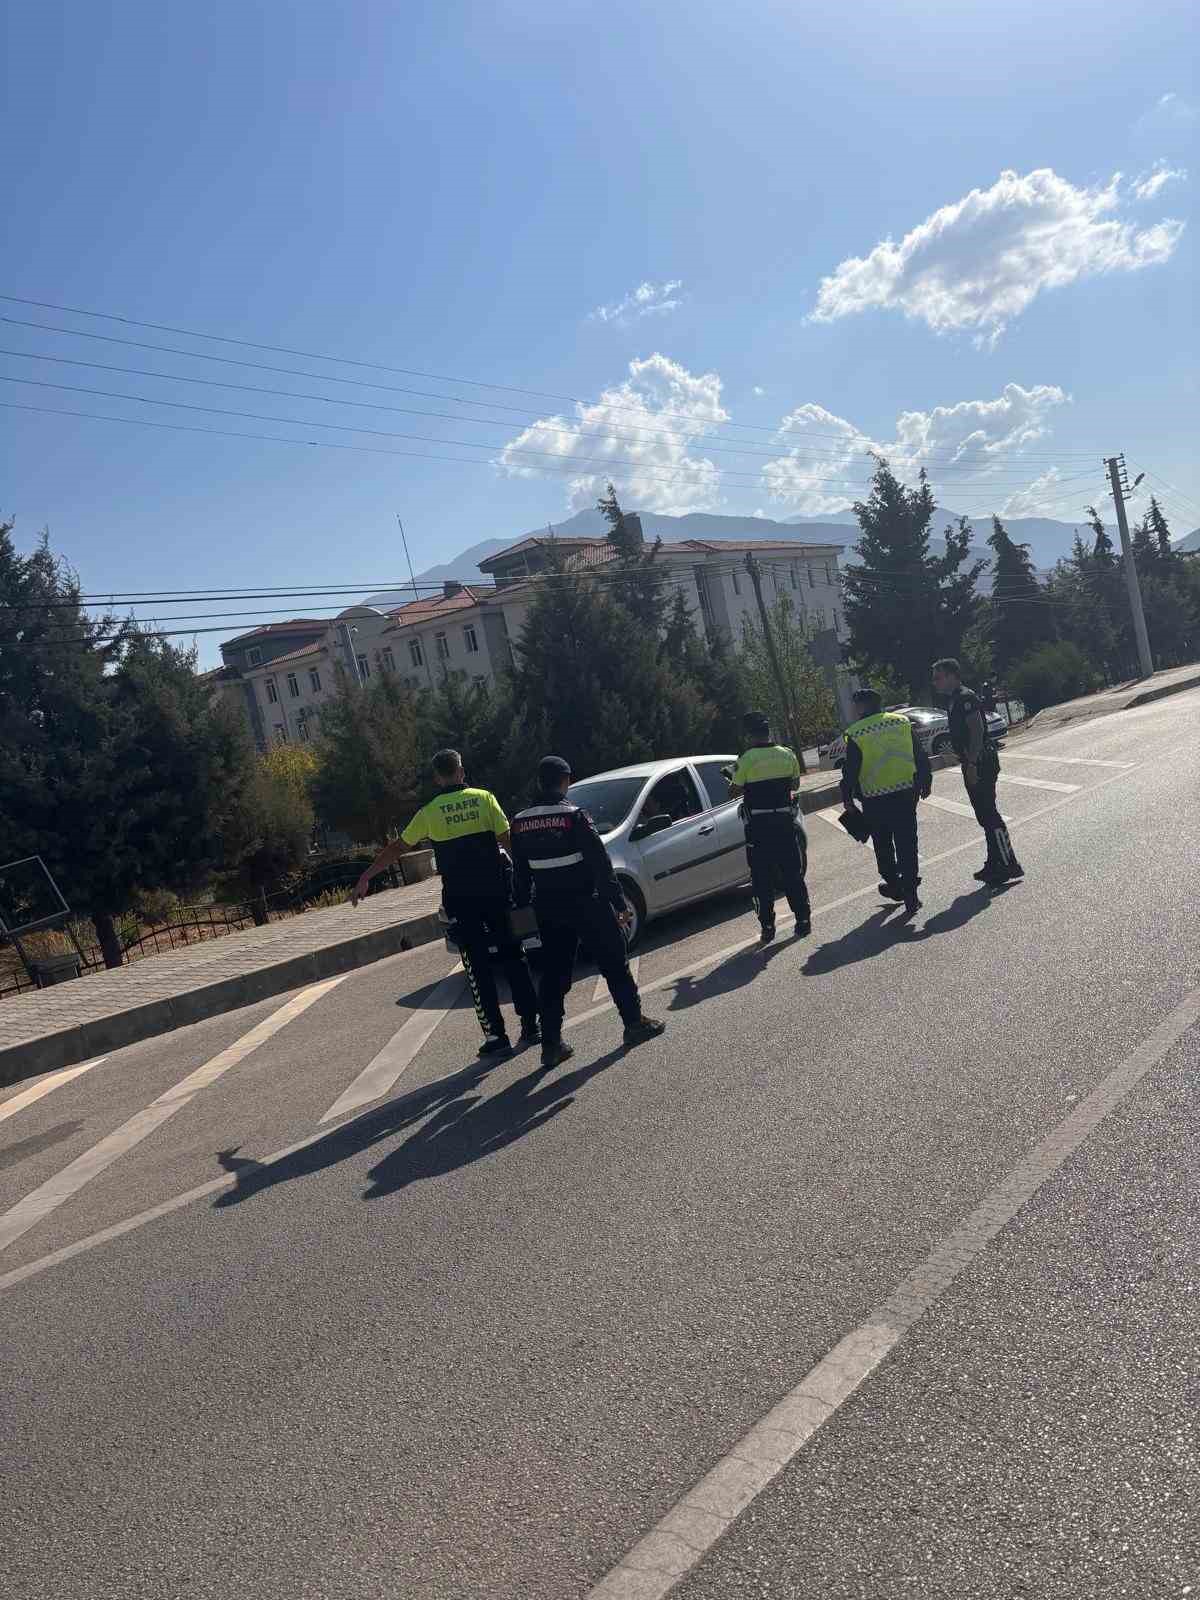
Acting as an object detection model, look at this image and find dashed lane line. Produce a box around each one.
[1003,753,1134,769]
[319,965,465,1124]
[998,773,1080,794]
[586,978,1200,1599]
[0,976,346,1256]
[0,760,1145,1296]
[0,1057,108,1126]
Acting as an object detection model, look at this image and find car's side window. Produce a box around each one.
[695,760,732,808]
[643,769,704,826]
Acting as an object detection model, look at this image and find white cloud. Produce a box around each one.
[1133,92,1198,150]
[1001,467,1064,518]
[762,384,1070,515]
[810,168,1185,345]
[752,385,767,397]
[589,279,683,325]
[497,352,727,514]
[1132,162,1187,201]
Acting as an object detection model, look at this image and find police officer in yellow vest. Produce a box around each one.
[352,748,538,1055]
[840,689,932,917]
[728,711,811,945]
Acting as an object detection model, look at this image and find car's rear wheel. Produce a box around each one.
[618,879,646,952]
[932,733,955,757]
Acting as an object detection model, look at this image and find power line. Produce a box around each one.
[0,292,1102,460]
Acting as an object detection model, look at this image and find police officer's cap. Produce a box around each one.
[537,754,572,787]
[851,687,882,710]
[742,711,771,738]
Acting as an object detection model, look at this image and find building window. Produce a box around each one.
[356,654,370,680]
[381,646,395,673]
[286,673,300,698]
[824,562,833,585]
[813,607,826,629]
[298,720,311,743]
[463,624,479,654]
[771,567,780,594]
[473,674,486,686]
[265,677,279,705]
[435,632,450,661]
[408,639,424,668]
[807,564,815,588]
[731,568,741,596]
[833,610,843,633]
[790,562,799,590]
[309,668,322,693]
[274,723,287,743]
[247,647,262,667]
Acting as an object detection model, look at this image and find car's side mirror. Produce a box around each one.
[632,812,673,841]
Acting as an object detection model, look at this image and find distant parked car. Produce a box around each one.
[819,704,1006,770]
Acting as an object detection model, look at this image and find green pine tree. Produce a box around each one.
[597,483,667,629]
[987,515,1056,678]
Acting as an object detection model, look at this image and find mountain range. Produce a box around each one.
[365,506,1198,608]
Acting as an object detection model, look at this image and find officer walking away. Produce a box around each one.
[510,756,665,1071]
[352,749,539,1055]
[728,711,811,945]
[840,689,932,918]
[931,658,1024,886]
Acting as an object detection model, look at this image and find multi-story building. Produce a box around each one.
[211,522,854,748]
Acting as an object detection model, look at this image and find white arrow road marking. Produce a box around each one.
[1003,753,1133,769]
[320,965,465,1124]
[998,773,1080,794]
[0,976,346,1255]
[593,957,640,1003]
[0,1057,108,1127]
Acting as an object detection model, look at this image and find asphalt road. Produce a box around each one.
[2,693,1197,1600]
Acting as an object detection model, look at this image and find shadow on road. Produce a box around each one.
[0,1120,85,1173]
[906,887,1003,942]
[802,905,911,976]
[211,1039,633,1208]
[667,937,794,1010]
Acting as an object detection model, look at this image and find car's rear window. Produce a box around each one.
[567,776,646,832]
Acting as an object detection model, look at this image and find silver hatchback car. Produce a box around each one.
[566,755,752,949]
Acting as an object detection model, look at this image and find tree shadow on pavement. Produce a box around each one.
[667,938,795,1011]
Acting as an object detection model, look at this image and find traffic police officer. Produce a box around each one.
[510,755,665,1070]
[728,711,811,944]
[352,748,539,1055]
[840,688,932,917]
[931,658,1024,885]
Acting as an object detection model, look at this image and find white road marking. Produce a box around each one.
[998,773,1079,794]
[1003,753,1133,769]
[319,965,465,1123]
[924,794,1011,821]
[0,976,345,1256]
[593,956,640,1003]
[0,1057,107,1126]
[815,807,848,830]
[0,762,1146,1296]
[586,978,1200,1599]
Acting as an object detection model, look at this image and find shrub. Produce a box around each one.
[1008,641,1101,715]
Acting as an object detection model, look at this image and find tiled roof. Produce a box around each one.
[385,585,495,625]
[674,538,842,554]
[479,535,602,569]
[223,619,329,647]
[264,640,328,667]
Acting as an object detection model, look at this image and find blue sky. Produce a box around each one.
[3,0,1196,663]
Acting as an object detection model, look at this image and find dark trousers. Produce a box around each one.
[964,760,1020,869]
[862,790,920,894]
[534,894,641,1040]
[447,895,537,1037]
[747,817,810,930]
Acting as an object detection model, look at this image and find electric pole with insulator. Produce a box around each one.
[1105,454,1154,680]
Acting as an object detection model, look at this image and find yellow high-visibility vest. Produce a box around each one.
[845,712,917,798]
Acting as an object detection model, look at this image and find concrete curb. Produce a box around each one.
[1026,668,1200,732]
[0,908,445,1090]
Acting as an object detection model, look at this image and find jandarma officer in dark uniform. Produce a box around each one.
[510,755,665,1071]
[728,711,811,945]
[352,748,539,1055]
[931,657,1024,885]
[840,688,932,916]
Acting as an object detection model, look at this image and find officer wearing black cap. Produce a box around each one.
[727,711,811,945]
[931,658,1024,885]
[840,688,932,916]
[510,755,665,1070]
[353,747,538,1055]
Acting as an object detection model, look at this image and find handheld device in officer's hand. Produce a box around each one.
[837,807,873,844]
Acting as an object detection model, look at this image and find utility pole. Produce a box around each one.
[745,554,806,771]
[341,622,364,687]
[1105,454,1154,680]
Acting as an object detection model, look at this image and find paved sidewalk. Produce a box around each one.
[0,880,444,1087]
[1027,660,1200,733]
